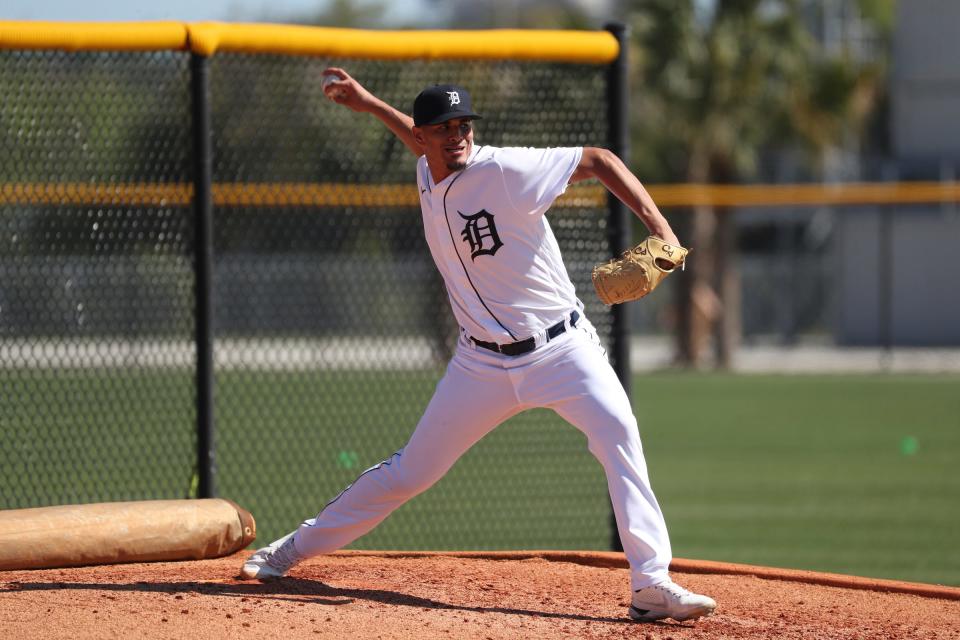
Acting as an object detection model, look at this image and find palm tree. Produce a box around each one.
[625,0,881,367]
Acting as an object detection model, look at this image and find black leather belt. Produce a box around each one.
[471,310,580,357]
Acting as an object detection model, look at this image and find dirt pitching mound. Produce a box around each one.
[1,550,958,639]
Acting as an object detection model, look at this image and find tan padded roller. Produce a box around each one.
[0,499,256,571]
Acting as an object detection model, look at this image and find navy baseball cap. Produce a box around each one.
[413,84,482,127]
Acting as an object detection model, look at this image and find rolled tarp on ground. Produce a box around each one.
[0,499,256,571]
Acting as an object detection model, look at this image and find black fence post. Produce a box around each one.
[605,21,631,552]
[879,164,898,368]
[190,52,216,498]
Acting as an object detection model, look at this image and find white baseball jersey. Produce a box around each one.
[416,145,583,343]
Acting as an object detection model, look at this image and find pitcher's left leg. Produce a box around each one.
[528,332,715,620]
[526,336,671,590]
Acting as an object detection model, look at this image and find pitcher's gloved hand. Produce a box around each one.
[592,236,689,305]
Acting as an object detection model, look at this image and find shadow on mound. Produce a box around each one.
[5,578,661,626]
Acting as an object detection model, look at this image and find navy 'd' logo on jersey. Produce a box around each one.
[459,209,503,260]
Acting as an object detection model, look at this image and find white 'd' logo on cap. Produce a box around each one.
[447,91,461,106]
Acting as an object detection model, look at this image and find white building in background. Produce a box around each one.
[892,0,960,169]
[836,0,960,346]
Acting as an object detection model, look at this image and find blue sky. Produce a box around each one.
[0,0,432,24]
[1,0,627,28]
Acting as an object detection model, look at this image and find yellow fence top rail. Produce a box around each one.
[0,182,606,208]
[650,182,960,207]
[187,23,619,61]
[3,182,959,209]
[0,21,188,51]
[0,21,619,62]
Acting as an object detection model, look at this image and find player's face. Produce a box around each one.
[417,117,474,176]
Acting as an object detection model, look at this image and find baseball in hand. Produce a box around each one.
[322,73,346,99]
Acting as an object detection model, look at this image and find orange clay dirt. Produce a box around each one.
[1,550,958,639]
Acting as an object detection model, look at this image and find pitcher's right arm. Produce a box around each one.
[321,67,422,157]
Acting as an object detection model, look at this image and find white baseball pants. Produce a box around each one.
[292,318,672,589]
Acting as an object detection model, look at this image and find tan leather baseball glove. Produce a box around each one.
[592,236,689,305]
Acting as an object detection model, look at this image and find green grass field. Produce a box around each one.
[2,369,958,585]
[634,373,960,586]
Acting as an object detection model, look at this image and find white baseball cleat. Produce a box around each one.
[239,532,304,580]
[629,578,717,622]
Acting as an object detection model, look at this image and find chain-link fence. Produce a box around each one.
[1,32,622,550]
[1,49,198,506]
[210,55,618,548]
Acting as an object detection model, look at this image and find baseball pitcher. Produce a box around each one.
[239,69,713,623]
